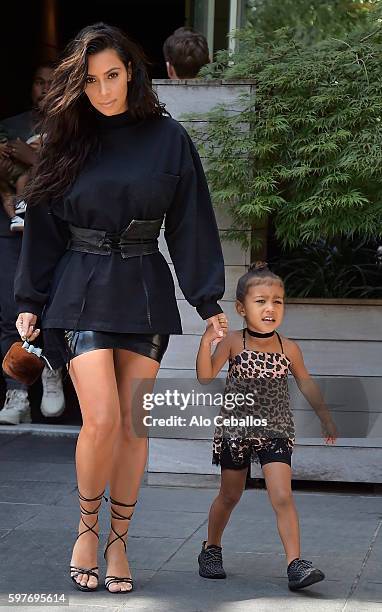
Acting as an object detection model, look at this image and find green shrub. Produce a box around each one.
[191,23,382,250]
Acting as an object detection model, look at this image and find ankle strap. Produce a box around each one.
[77,488,108,516]
[77,488,108,502]
[104,498,137,559]
[76,488,107,542]
[109,497,137,508]
[109,497,137,521]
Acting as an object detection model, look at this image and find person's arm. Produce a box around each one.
[8,138,37,167]
[197,326,231,384]
[164,128,225,322]
[286,339,338,444]
[1,192,16,219]
[14,202,70,318]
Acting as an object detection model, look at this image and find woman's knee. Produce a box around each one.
[81,405,120,442]
[119,417,147,443]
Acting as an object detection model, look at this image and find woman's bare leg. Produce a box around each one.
[262,462,300,565]
[104,349,160,592]
[69,349,121,588]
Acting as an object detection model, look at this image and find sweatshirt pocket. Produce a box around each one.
[150,172,181,208]
[127,172,180,212]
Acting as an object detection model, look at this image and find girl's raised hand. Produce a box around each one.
[204,313,228,346]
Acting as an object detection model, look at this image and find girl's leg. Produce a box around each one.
[262,462,300,564]
[105,349,160,592]
[207,467,248,547]
[69,349,121,588]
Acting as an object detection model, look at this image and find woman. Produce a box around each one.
[14,23,227,594]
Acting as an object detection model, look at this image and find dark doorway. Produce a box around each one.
[0,0,186,120]
[57,0,186,78]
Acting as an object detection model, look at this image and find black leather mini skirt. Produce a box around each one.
[64,330,169,363]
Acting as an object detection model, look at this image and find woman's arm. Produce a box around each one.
[164,127,225,321]
[14,202,70,318]
[197,327,231,384]
[286,339,338,443]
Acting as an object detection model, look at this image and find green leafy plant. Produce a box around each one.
[246,0,379,45]
[190,23,382,251]
[185,9,382,298]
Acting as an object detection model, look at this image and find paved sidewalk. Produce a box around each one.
[0,431,381,612]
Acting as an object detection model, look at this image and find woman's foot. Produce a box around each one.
[104,497,137,593]
[70,516,99,589]
[104,532,133,592]
[69,489,107,591]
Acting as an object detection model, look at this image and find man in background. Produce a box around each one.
[163,26,210,79]
[0,61,65,425]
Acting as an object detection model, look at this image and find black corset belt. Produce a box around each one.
[67,217,163,258]
[67,217,164,333]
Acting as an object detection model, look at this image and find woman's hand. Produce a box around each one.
[204,313,228,345]
[16,313,40,342]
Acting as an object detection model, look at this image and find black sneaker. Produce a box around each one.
[287,558,325,590]
[198,541,226,579]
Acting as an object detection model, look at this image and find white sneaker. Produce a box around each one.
[0,389,31,425]
[10,215,24,232]
[40,367,65,417]
[14,198,27,215]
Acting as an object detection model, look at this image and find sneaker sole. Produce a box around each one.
[198,569,226,579]
[0,417,31,425]
[0,411,31,425]
[40,406,65,418]
[288,570,325,591]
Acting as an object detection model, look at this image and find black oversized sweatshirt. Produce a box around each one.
[14,109,225,351]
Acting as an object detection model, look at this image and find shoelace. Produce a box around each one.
[4,390,17,406]
[297,559,313,569]
[290,559,314,574]
[4,390,27,407]
[43,369,61,395]
[205,547,222,563]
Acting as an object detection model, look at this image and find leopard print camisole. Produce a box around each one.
[212,328,295,466]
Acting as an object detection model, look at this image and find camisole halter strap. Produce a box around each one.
[242,328,284,352]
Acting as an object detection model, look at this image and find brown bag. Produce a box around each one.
[2,341,45,386]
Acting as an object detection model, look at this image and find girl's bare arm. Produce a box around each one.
[286,339,338,443]
[196,331,232,384]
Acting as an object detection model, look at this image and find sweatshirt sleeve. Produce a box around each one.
[14,202,70,318]
[164,128,225,320]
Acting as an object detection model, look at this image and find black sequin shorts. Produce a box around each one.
[64,330,170,364]
[220,437,293,470]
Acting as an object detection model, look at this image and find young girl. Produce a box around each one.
[196,261,338,591]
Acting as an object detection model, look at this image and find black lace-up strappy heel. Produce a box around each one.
[103,497,137,593]
[69,488,108,592]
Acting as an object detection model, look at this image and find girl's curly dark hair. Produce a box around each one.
[236,260,284,302]
[24,22,167,206]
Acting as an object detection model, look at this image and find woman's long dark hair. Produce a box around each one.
[25,22,167,206]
